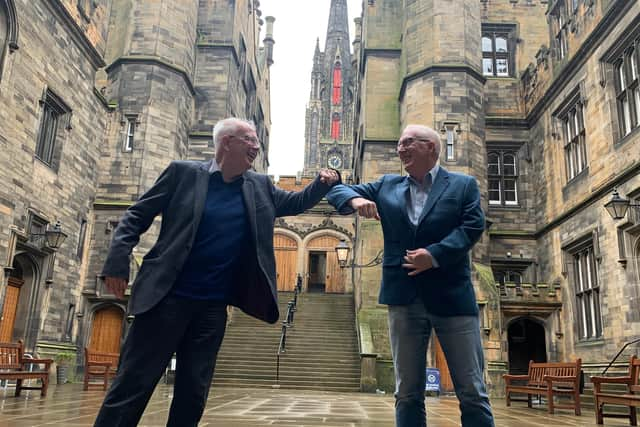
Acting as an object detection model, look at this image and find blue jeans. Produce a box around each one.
[388,301,495,427]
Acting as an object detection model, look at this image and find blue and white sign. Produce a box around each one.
[425,367,441,392]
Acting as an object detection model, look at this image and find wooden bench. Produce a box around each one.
[83,348,119,391]
[503,358,582,415]
[0,340,52,397]
[591,355,640,425]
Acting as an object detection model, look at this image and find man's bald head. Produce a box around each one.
[397,124,442,182]
[403,125,441,157]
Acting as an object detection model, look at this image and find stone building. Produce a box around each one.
[272,0,356,295]
[346,0,640,394]
[0,0,274,367]
[303,0,354,175]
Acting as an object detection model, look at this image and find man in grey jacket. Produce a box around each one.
[93,118,339,427]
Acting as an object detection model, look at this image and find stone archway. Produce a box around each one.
[507,317,547,374]
[0,0,18,78]
[0,254,39,343]
[306,234,345,293]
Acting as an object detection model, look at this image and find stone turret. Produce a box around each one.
[263,16,275,66]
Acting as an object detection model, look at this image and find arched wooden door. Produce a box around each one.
[89,306,124,354]
[307,235,345,293]
[433,333,454,392]
[0,277,23,342]
[274,234,298,291]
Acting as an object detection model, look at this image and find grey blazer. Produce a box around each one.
[102,160,334,323]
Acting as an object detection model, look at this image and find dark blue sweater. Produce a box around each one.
[172,172,248,300]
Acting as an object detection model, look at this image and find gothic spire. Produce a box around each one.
[326,0,349,41]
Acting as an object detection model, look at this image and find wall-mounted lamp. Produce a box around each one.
[604,189,640,220]
[30,221,68,251]
[335,239,383,268]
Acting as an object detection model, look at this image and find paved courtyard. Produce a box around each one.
[0,383,632,426]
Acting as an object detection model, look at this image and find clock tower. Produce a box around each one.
[303,0,354,175]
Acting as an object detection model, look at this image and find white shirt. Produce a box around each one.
[407,164,439,226]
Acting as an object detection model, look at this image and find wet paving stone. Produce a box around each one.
[0,383,634,426]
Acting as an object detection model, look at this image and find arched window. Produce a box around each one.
[0,4,8,77]
[332,62,342,105]
[331,112,340,140]
[488,149,518,206]
[0,0,18,80]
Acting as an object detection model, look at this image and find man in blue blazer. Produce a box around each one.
[327,125,494,427]
[93,118,340,427]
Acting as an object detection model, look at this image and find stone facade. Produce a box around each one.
[351,0,640,394]
[0,0,274,368]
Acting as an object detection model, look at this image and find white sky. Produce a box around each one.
[260,0,363,179]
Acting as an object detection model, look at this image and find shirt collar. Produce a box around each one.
[209,159,221,174]
[209,159,245,184]
[408,163,439,189]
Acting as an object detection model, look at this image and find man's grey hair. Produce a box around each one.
[404,124,441,157]
[212,118,256,148]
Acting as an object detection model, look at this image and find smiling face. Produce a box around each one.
[397,125,440,181]
[217,121,260,179]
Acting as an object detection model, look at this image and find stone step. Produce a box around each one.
[219,341,358,350]
[221,333,358,343]
[217,353,360,362]
[213,370,360,382]
[213,376,361,387]
[214,293,361,390]
[212,380,361,392]
[215,362,361,373]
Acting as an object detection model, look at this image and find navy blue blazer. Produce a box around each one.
[327,167,484,316]
[102,160,334,323]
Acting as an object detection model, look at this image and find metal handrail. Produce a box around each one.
[601,337,640,375]
[275,274,303,384]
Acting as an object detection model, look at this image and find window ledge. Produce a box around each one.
[33,156,56,172]
[615,125,640,149]
[575,338,605,347]
[488,204,521,210]
[562,167,589,199]
[485,76,518,81]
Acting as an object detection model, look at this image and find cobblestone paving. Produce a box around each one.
[0,383,633,426]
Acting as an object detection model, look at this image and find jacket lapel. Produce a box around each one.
[418,167,449,225]
[192,163,210,234]
[242,178,257,245]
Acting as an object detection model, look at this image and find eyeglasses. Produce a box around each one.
[229,134,260,148]
[397,137,430,149]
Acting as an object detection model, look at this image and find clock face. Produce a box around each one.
[328,154,342,169]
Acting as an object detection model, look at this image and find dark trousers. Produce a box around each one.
[93,295,228,427]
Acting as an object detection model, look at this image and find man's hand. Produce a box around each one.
[104,276,128,299]
[350,197,380,220]
[402,248,433,276]
[319,169,340,185]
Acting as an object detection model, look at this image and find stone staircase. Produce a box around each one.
[212,292,361,392]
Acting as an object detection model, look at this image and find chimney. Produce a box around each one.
[263,16,275,66]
